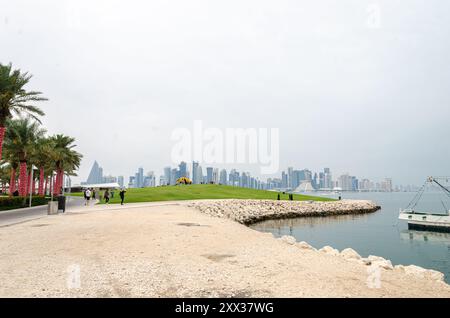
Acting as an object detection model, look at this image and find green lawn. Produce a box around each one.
[70,184,335,204]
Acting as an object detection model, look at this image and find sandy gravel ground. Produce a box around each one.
[0,202,449,298]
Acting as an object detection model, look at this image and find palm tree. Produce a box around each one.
[0,63,47,160]
[49,134,82,195]
[2,147,19,196]
[30,137,53,195]
[4,118,46,196]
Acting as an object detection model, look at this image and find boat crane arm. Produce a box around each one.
[428,177,450,196]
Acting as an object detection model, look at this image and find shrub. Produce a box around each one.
[0,196,50,211]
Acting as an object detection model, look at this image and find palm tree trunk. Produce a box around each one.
[54,171,59,195]
[38,167,45,196]
[55,169,64,195]
[0,126,5,160]
[9,169,15,196]
[44,176,48,196]
[18,162,28,196]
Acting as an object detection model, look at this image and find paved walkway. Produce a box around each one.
[0,197,87,227]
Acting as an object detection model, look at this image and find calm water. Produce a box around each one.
[250,192,450,283]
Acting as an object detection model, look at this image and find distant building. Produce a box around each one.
[143,171,156,187]
[206,167,213,183]
[229,169,239,186]
[164,167,171,186]
[137,167,144,188]
[338,173,353,191]
[170,168,178,185]
[197,165,204,184]
[117,176,124,188]
[103,175,117,183]
[281,171,288,188]
[128,176,135,188]
[287,167,293,188]
[159,175,166,186]
[179,161,187,178]
[86,161,104,184]
[324,168,332,189]
[192,161,199,184]
[219,169,227,185]
[382,178,393,192]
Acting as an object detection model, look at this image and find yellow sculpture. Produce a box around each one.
[176,177,192,185]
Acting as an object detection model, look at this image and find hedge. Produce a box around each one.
[0,196,50,211]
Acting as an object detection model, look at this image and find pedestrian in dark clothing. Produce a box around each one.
[92,189,96,200]
[104,189,110,204]
[119,188,126,205]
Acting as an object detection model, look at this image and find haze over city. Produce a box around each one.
[1,0,449,185]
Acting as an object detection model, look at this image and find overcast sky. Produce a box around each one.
[1,0,449,185]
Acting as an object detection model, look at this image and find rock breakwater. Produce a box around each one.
[188,199,380,225]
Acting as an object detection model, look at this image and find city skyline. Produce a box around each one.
[81,160,417,192]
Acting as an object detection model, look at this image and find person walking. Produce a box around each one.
[104,189,110,204]
[92,188,96,200]
[85,188,91,206]
[119,188,126,205]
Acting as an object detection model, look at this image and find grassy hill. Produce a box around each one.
[71,184,334,204]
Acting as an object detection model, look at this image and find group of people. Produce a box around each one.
[83,188,127,205]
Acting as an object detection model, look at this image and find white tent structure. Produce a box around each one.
[72,182,120,189]
[294,181,315,193]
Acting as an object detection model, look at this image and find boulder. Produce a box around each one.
[297,241,315,251]
[340,248,361,260]
[360,258,372,266]
[280,235,296,245]
[368,255,393,270]
[396,265,445,282]
[319,246,339,256]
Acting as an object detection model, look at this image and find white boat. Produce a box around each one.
[399,176,450,232]
[399,209,450,232]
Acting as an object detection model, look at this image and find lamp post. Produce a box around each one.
[50,171,54,203]
[29,165,37,207]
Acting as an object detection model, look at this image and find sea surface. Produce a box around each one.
[250,191,450,283]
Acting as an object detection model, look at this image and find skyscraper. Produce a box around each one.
[86,161,104,184]
[164,167,171,186]
[137,167,144,188]
[143,171,156,187]
[219,169,227,185]
[338,173,353,191]
[212,168,219,184]
[281,171,288,188]
[229,169,239,186]
[197,165,204,184]
[324,168,332,189]
[192,161,199,184]
[170,168,178,185]
[287,167,293,188]
[206,167,213,184]
[118,176,124,188]
[128,176,135,188]
[382,178,393,192]
[179,161,187,178]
